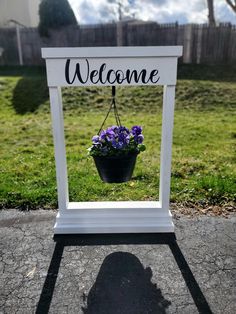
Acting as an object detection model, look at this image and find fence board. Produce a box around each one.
[0,23,235,65]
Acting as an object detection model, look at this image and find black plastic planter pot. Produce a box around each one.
[93,153,138,183]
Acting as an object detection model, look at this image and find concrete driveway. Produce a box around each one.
[0,209,235,314]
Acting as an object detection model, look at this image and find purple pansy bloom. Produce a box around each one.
[135,134,144,144]
[118,132,126,142]
[131,126,142,136]
[119,126,130,134]
[100,130,106,142]
[125,135,130,144]
[110,126,119,133]
[89,124,145,157]
[111,139,117,149]
[92,135,100,144]
[112,140,125,149]
[105,129,116,142]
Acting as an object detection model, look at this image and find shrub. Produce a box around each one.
[38,0,77,36]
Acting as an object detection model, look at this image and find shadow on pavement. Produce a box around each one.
[82,251,170,314]
[36,233,213,314]
[36,242,64,314]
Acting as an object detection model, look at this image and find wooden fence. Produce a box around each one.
[0,22,236,65]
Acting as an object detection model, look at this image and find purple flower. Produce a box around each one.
[100,130,106,141]
[118,132,125,141]
[118,126,130,134]
[105,129,116,142]
[131,126,142,136]
[112,140,125,149]
[92,135,100,144]
[125,135,130,144]
[111,132,127,149]
[135,134,144,144]
[117,141,125,149]
[88,124,145,157]
[111,139,117,148]
[110,126,119,133]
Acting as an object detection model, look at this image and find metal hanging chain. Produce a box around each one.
[113,86,122,127]
[112,85,122,127]
[97,86,122,135]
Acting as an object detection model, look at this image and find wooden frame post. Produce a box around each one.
[49,87,69,212]
[159,85,176,210]
[42,46,182,234]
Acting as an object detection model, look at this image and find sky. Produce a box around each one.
[68,0,236,25]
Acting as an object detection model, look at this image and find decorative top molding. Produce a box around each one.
[42,46,182,87]
[42,46,183,59]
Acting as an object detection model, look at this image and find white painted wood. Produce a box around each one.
[46,57,177,86]
[65,203,165,218]
[54,212,174,234]
[54,223,174,234]
[59,202,170,220]
[54,221,174,234]
[49,87,69,211]
[159,85,176,210]
[67,201,161,210]
[54,201,173,233]
[45,57,177,87]
[42,46,182,234]
[42,46,183,58]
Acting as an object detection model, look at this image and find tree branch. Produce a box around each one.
[225,0,236,13]
[207,0,216,26]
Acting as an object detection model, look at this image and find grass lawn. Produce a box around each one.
[0,65,235,210]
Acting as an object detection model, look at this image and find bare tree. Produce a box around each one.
[206,0,216,26]
[225,0,236,13]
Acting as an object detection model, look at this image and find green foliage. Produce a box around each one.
[0,67,235,210]
[38,0,77,37]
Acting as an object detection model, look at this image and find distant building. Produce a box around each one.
[0,0,41,27]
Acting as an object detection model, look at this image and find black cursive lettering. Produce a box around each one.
[98,63,107,84]
[76,59,89,84]
[65,59,89,84]
[149,70,160,83]
[107,69,117,84]
[90,69,99,84]
[65,59,76,84]
[116,70,126,84]
[65,59,160,85]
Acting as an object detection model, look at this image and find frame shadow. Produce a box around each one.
[36,233,213,314]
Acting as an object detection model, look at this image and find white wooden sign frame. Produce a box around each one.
[42,46,182,234]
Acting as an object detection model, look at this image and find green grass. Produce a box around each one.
[0,65,236,209]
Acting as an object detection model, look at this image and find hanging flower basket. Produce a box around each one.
[89,125,145,183]
[93,152,138,183]
[87,87,145,183]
